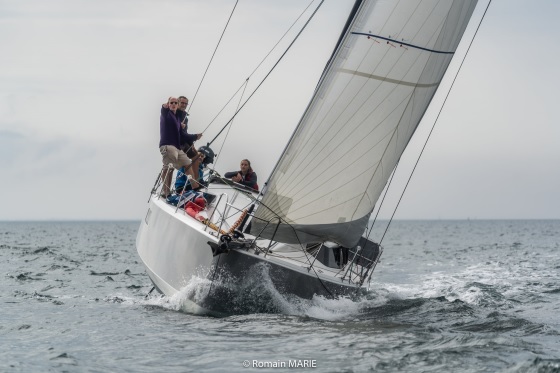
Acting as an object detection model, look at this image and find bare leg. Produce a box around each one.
[161,165,173,197]
[185,153,203,189]
[192,155,201,176]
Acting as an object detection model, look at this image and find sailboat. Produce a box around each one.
[136,0,479,315]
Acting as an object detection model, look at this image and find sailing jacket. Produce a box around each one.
[159,106,189,149]
[177,110,198,146]
[224,170,259,191]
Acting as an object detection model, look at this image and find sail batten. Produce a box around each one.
[350,33,456,55]
[251,0,479,247]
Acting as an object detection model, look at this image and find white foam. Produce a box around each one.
[369,259,560,308]
[125,256,549,318]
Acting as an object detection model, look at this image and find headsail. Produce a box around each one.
[251,0,479,247]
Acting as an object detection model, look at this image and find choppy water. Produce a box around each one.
[1,220,559,372]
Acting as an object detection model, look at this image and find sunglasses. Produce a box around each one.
[169,101,178,105]
[179,102,188,105]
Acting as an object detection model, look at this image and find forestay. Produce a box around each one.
[251,0,478,247]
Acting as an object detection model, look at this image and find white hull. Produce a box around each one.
[136,196,216,294]
[136,184,380,314]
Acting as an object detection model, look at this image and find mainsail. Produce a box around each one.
[251,0,478,247]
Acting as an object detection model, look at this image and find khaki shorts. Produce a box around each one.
[160,145,191,169]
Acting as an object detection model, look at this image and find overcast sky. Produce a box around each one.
[1,0,559,221]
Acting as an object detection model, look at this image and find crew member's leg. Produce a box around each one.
[160,145,179,197]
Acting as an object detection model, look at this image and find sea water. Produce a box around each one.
[0,220,559,372]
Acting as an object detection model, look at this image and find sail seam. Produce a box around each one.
[338,68,440,88]
[351,32,456,54]
[272,84,415,209]
[279,164,377,220]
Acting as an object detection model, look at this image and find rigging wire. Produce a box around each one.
[188,0,239,113]
[291,228,336,297]
[212,79,250,169]
[378,0,493,246]
[366,162,399,237]
[198,0,318,135]
[245,0,318,89]
[359,166,399,287]
[206,0,326,147]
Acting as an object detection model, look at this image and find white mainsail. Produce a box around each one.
[251,0,479,247]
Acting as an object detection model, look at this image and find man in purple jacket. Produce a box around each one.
[159,97,201,197]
